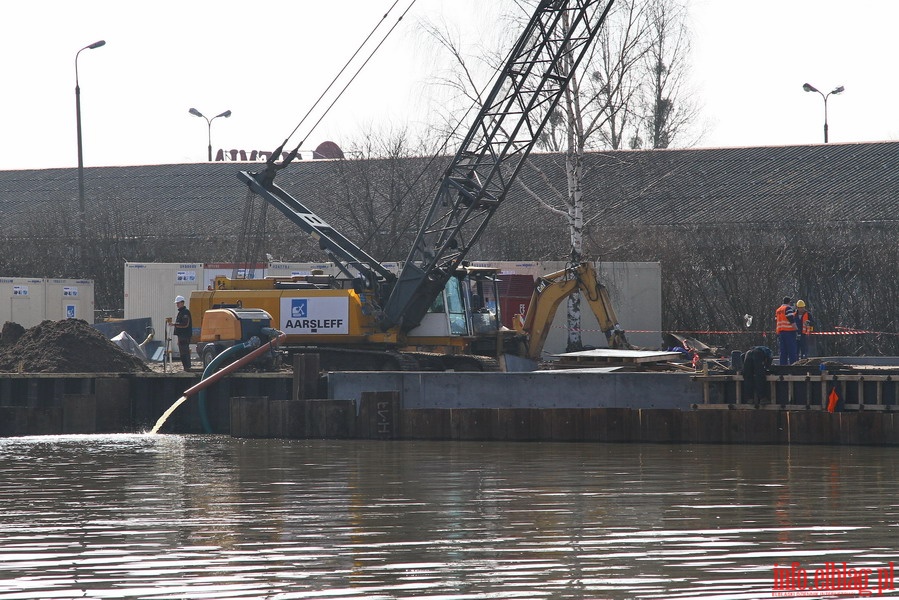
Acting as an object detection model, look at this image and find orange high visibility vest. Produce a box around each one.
[775,304,796,333]
[799,312,813,334]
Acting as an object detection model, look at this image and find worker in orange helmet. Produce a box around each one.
[795,299,816,359]
[774,296,798,365]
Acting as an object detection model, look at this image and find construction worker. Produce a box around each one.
[775,296,798,365]
[742,345,773,404]
[795,300,816,359]
[173,295,193,371]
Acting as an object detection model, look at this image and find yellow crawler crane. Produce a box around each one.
[190,267,504,371]
[191,0,618,371]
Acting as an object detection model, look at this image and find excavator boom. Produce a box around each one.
[516,262,630,360]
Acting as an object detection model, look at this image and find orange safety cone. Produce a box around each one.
[827,387,840,413]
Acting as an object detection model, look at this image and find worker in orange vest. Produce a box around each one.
[775,296,798,365]
[795,299,816,359]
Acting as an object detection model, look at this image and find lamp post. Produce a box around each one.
[802,83,844,143]
[188,108,232,161]
[75,39,105,263]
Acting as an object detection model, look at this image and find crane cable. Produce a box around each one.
[266,0,419,166]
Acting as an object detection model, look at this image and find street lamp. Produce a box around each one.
[188,108,232,161]
[802,83,845,143]
[75,39,105,262]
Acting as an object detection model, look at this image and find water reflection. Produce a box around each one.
[0,436,897,599]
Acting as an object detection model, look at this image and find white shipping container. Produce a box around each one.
[0,277,47,329]
[0,277,95,329]
[45,279,94,322]
[124,263,204,338]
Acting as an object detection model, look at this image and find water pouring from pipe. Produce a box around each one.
[148,329,286,434]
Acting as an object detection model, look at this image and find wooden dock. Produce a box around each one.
[692,368,899,412]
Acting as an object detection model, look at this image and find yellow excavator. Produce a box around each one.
[190,0,620,371]
[513,262,630,361]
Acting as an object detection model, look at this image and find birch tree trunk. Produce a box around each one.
[565,148,585,351]
[563,45,586,353]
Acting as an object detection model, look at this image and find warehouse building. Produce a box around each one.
[0,140,896,354]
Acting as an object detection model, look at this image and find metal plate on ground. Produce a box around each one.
[553,349,682,364]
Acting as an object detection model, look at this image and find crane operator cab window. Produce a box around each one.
[444,276,469,335]
[463,270,502,335]
[425,277,469,336]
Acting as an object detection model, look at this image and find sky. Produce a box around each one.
[2,0,898,171]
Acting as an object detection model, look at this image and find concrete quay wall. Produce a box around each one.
[2,368,899,446]
[327,369,699,410]
[0,372,294,436]
[232,392,899,446]
[234,369,899,445]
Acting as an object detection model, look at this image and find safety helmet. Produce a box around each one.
[796,299,806,308]
[174,295,186,304]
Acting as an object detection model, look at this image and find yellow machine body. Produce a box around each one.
[191,275,479,354]
[199,309,245,343]
[198,308,272,343]
[191,277,397,347]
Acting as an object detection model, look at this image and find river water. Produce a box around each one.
[0,435,897,600]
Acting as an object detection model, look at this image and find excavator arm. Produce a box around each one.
[380,0,615,333]
[514,262,630,360]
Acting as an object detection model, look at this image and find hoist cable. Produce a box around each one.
[289,0,420,155]
[266,0,416,164]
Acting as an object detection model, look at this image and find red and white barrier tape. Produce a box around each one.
[556,326,899,337]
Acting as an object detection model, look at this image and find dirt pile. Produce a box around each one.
[1,322,25,345]
[0,319,150,373]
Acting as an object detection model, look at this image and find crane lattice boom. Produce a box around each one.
[381,0,615,332]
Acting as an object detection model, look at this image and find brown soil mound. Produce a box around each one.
[0,319,151,373]
[0,322,25,346]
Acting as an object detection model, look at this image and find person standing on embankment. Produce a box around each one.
[775,296,798,365]
[173,295,193,372]
[795,299,816,359]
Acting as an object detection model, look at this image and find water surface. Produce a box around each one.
[1,435,897,599]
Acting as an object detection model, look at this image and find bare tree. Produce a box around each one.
[515,0,658,350]
[637,0,697,149]
[332,128,444,262]
[422,0,699,351]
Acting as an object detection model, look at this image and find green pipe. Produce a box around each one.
[197,342,253,433]
[193,329,285,433]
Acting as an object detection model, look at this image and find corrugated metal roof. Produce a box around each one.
[515,142,899,226]
[0,141,896,242]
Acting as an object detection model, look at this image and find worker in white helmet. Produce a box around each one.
[173,295,193,371]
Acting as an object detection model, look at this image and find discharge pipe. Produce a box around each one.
[196,340,256,433]
[149,329,286,434]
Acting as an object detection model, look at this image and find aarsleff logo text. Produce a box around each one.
[773,561,895,597]
[280,296,349,335]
